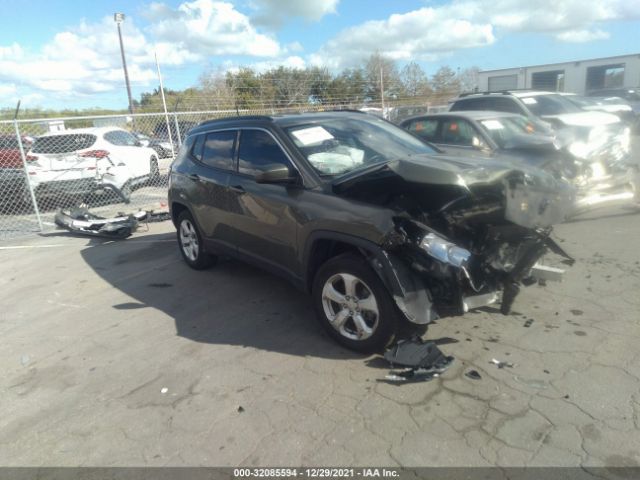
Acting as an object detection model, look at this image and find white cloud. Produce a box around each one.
[309,0,639,68]
[0,43,23,60]
[483,0,627,33]
[251,0,339,28]
[0,83,17,101]
[310,5,495,69]
[147,0,282,57]
[0,16,162,102]
[0,0,284,106]
[555,29,611,42]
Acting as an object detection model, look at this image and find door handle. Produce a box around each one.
[188,173,200,182]
[229,185,245,194]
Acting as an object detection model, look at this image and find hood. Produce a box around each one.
[333,155,575,229]
[502,133,559,152]
[542,111,620,127]
[333,154,561,190]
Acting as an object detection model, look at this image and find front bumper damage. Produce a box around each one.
[334,155,577,325]
[379,224,574,324]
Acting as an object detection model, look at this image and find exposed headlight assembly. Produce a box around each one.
[420,233,471,268]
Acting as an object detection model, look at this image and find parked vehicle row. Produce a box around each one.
[410,89,639,214]
[0,127,166,209]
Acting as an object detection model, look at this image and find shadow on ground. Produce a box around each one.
[80,231,363,360]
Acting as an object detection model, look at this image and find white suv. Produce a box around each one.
[26,127,159,203]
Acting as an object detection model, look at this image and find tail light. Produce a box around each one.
[79,150,110,158]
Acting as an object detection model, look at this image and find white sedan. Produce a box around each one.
[26,127,160,202]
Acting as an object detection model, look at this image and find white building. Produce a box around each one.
[477,53,640,94]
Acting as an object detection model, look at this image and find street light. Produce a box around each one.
[114,13,134,114]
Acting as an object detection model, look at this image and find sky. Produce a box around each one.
[1,0,639,110]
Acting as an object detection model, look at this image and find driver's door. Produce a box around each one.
[226,128,302,279]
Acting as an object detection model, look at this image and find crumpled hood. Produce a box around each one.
[542,111,620,127]
[333,154,575,229]
[334,154,564,190]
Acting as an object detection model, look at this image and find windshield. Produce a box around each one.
[522,94,582,116]
[285,115,437,176]
[478,116,547,148]
[31,134,97,154]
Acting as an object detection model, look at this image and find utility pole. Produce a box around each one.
[380,65,385,119]
[114,13,134,114]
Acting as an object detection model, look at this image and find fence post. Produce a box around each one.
[173,113,182,148]
[13,102,43,231]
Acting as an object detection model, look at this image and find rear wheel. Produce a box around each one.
[119,181,132,204]
[177,210,216,270]
[312,253,398,352]
[149,156,160,182]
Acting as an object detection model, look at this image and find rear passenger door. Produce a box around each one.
[404,118,440,144]
[186,129,239,252]
[226,128,301,279]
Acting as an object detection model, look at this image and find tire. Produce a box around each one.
[176,210,216,270]
[119,181,132,204]
[149,156,160,183]
[312,253,399,353]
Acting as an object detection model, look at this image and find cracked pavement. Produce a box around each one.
[1,204,639,467]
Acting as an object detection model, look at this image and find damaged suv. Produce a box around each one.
[169,112,574,352]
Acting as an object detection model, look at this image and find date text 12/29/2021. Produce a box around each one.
[233,468,400,478]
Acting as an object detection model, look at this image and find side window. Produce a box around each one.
[201,131,236,170]
[191,134,205,162]
[237,130,292,177]
[406,119,439,142]
[491,97,525,114]
[104,130,138,146]
[440,119,475,146]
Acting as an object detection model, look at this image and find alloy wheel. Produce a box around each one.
[179,219,199,262]
[321,273,379,341]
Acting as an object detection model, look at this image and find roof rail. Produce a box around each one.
[197,115,274,127]
[459,88,544,98]
[326,108,369,114]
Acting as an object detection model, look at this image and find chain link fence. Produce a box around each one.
[0,102,449,240]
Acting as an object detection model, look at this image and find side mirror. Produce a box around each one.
[255,164,299,185]
[471,136,483,150]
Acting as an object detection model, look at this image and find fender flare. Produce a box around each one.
[302,230,403,296]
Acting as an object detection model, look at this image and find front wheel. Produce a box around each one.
[177,210,216,270]
[312,253,399,353]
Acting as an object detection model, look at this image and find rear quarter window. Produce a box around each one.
[405,118,439,142]
[31,134,97,154]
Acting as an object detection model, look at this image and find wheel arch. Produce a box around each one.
[170,201,193,228]
[302,231,403,298]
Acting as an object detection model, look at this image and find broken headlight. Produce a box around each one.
[420,233,471,268]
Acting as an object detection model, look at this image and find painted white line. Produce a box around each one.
[0,238,175,250]
[0,244,69,250]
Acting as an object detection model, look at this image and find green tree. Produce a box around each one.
[457,67,480,94]
[363,52,402,102]
[401,62,431,98]
[431,66,460,96]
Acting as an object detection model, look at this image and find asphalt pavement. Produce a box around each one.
[1,205,639,467]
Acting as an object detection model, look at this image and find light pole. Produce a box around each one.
[114,13,134,114]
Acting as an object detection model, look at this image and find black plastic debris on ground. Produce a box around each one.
[55,207,148,239]
[146,211,171,223]
[465,370,482,380]
[382,337,454,384]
